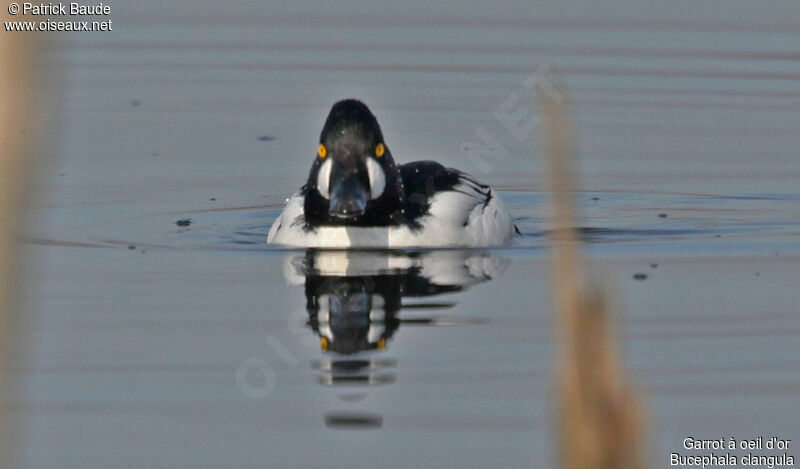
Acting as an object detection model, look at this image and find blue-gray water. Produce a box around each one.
[14,0,800,467]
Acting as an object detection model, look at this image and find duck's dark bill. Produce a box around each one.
[329,175,368,219]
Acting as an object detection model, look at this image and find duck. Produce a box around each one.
[267,99,515,248]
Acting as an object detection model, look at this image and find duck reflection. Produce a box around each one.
[306,273,400,355]
[283,249,507,429]
[285,249,506,354]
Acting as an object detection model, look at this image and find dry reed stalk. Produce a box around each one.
[1,15,40,468]
[539,84,645,469]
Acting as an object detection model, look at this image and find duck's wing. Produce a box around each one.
[399,161,491,223]
[399,161,515,245]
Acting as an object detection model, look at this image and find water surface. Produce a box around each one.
[15,0,800,467]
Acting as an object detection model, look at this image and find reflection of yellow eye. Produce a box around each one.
[320,336,329,351]
[375,143,385,157]
[377,337,386,350]
[318,143,327,158]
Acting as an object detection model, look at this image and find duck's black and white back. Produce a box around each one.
[268,100,514,248]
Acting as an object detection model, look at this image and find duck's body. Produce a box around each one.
[267,100,515,248]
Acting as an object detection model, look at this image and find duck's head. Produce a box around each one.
[303,99,404,226]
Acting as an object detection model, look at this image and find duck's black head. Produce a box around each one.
[303,99,405,227]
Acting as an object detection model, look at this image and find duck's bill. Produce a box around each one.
[329,175,368,219]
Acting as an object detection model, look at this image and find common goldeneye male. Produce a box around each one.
[267,99,514,247]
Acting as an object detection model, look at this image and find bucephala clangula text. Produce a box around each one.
[268,99,515,247]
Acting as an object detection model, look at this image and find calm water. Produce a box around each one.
[14,0,800,467]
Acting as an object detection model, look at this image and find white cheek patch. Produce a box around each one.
[366,157,385,199]
[316,158,332,199]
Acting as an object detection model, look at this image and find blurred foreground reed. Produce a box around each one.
[1,18,40,468]
[539,84,646,469]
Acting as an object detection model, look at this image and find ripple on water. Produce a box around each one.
[28,189,800,257]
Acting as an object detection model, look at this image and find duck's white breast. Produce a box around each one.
[267,185,513,248]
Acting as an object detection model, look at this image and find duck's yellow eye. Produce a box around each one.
[318,143,327,158]
[375,143,385,158]
[320,336,329,351]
